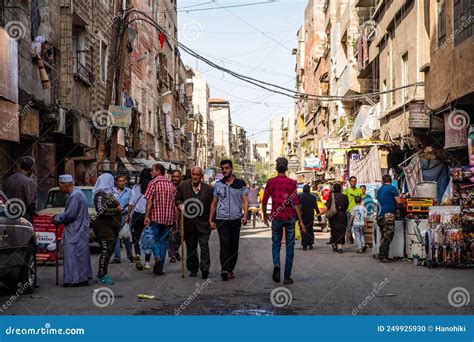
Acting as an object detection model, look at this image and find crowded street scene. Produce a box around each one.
[0,0,472,335]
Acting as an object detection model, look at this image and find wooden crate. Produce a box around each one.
[364,220,374,247]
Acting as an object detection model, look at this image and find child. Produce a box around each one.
[350,196,367,253]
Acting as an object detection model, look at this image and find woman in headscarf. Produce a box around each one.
[326,183,349,253]
[92,172,123,285]
[125,168,153,270]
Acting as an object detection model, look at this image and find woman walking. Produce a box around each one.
[126,168,153,270]
[326,183,349,253]
[93,173,123,285]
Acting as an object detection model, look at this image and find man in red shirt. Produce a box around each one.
[144,163,177,276]
[262,157,305,285]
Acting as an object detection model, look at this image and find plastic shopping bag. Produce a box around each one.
[140,225,155,254]
[119,223,132,240]
[295,221,302,241]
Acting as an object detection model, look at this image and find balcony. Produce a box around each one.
[73,51,92,85]
[338,64,361,98]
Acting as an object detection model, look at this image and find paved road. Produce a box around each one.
[0,223,472,315]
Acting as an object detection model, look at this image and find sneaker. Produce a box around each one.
[98,275,114,285]
[202,270,209,279]
[144,262,151,270]
[283,278,294,285]
[309,245,314,250]
[272,266,281,283]
[221,271,229,281]
[153,259,164,275]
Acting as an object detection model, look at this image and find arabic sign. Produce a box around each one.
[304,157,320,170]
[108,105,132,128]
[408,102,429,129]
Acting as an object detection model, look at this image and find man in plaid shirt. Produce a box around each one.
[144,163,177,275]
[262,157,305,285]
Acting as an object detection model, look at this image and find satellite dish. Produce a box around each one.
[162,103,171,114]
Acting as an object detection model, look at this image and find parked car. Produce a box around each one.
[39,186,97,243]
[0,206,37,294]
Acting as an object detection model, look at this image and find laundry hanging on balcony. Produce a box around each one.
[164,113,175,151]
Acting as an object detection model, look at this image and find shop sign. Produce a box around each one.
[332,150,346,165]
[289,156,299,171]
[444,111,468,149]
[108,105,132,128]
[408,102,429,129]
[304,157,320,170]
[322,136,342,149]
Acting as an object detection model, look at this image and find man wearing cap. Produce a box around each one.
[53,175,92,287]
[4,156,37,222]
[262,157,305,285]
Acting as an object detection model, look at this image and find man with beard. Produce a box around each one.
[176,166,213,279]
[210,160,248,281]
[169,169,182,263]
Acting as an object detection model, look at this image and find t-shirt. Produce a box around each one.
[351,205,367,226]
[343,187,363,212]
[376,184,399,215]
[262,175,300,221]
[362,193,374,216]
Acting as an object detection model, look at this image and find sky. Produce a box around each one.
[177,0,308,143]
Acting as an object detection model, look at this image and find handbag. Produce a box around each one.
[326,194,337,219]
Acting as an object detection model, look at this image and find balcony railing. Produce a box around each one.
[74,51,92,85]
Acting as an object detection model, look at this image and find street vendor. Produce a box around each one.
[53,174,92,287]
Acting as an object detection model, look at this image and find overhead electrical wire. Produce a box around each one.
[178,1,278,13]
[122,10,425,103]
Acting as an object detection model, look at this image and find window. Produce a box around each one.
[437,0,446,45]
[73,25,91,83]
[454,0,473,45]
[100,40,108,83]
[402,53,408,100]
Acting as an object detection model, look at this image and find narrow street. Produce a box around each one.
[3,223,471,316]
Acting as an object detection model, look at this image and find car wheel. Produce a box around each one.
[16,244,36,294]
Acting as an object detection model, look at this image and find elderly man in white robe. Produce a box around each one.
[53,174,92,287]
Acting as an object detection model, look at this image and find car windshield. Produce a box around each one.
[45,189,94,208]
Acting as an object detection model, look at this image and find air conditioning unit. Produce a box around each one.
[51,108,66,134]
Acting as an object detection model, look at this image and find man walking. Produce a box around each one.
[144,164,177,275]
[4,156,37,222]
[343,176,363,244]
[169,169,182,263]
[376,174,401,262]
[176,167,213,279]
[53,175,92,287]
[209,159,248,281]
[298,184,320,250]
[113,175,133,263]
[262,157,305,285]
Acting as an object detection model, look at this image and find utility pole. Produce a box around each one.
[100,0,131,172]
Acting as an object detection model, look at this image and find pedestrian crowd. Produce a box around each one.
[3,156,401,289]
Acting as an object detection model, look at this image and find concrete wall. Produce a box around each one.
[425,0,474,110]
[210,104,231,158]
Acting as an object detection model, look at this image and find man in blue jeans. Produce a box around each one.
[144,164,177,275]
[262,157,305,285]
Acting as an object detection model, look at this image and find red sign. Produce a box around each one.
[32,214,63,262]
